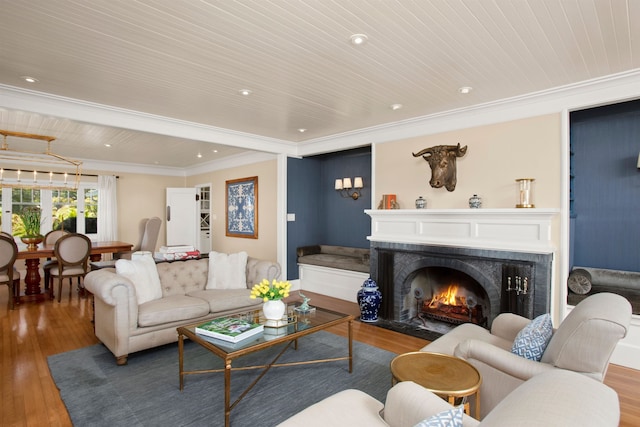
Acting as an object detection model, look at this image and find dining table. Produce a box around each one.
[16,240,133,303]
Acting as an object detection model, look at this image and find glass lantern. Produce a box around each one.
[515,178,535,208]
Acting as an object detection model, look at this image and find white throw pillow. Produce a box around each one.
[115,252,163,305]
[206,251,248,290]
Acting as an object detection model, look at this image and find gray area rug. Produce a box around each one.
[48,331,395,426]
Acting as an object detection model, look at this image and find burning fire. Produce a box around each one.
[427,284,469,308]
[421,284,484,326]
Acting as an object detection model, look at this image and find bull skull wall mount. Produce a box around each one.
[412,143,467,192]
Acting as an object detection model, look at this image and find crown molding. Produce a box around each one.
[185,151,278,176]
[80,158,187,177]
[297,68,640,156]
[2,69,639,172]
[0,84,298,156]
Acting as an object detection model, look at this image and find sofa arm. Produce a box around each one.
[490,313,531,342]
[481,370,620,427]
[276,389,386,427]
[84,270,139,342]
[454,339,555,382]
[384,382,480,427]
[85,270,135,306]
[246,257,281,287]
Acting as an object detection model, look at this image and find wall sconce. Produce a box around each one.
[335,177,364,200]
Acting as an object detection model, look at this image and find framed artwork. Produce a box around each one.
[225,176,258,239]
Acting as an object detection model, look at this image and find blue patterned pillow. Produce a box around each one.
[413,405,463,427]
[511,313,553,361]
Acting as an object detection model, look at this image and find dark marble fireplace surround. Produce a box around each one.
[370,241,554,331]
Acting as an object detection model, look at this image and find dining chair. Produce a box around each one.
[0,234,20,309]
[49,233,92,302]
[42,229,69,291]
[114,217,162,259]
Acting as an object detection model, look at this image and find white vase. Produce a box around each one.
[262,299,286,322]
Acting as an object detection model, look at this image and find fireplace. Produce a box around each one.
[371,242,552,335]
[365,208,557,337]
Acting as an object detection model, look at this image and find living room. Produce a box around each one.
[1,2,640,426]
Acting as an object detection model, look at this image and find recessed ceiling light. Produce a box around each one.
[104,143,111,147]
[197,153,202,158]
[350,34,368,46]
[298,128,307,133]
[239,89,252,96]
[21,76,39,83]
[390,103,403,111]
[212,149,218,153]
[458,86,473,94]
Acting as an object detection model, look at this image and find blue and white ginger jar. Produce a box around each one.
[357,278,382,323]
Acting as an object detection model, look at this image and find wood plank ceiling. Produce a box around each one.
[0,0,638,168]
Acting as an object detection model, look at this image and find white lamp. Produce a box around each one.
[336,176,364,200]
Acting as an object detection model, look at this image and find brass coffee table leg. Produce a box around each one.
[225,360,232,427]
[178,333,184,391]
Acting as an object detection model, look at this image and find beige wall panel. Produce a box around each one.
[116,173,185,249]
[375,114,563,313]
[187,159,278,262]
[375,114,562,210]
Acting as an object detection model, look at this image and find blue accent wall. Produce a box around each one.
[570,99,640,272]
[287,147,372,279]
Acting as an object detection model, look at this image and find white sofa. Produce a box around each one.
[277,369,620,427]
[85,256,280,365]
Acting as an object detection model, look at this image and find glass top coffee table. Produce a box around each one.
[177,305,354,427]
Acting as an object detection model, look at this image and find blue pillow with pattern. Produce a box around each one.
[413,405,463,427]
[511,313,553,361]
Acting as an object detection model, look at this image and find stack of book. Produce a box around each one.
[154,245,200,261]
[195,317,263,343]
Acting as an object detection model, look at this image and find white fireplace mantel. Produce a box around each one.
[365,208,559,254]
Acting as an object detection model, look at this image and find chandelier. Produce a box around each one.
[0,130,82,190]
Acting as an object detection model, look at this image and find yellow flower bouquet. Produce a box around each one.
[250,279,291,302]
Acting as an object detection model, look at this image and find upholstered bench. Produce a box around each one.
[297,245,370,302]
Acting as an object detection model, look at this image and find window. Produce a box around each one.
[1,184,98,237]
[11,188,42,238]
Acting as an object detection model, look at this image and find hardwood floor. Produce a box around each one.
[1,288,638,426]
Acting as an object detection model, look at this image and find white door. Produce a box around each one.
[166,188,198,247]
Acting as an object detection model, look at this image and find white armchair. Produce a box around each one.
[422,292,631,418]
[277,370,620,427]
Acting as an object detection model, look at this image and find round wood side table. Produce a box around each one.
[390,351,482,419]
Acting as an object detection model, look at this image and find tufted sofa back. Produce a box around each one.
[154,256,282,298]
[157,258,209,297]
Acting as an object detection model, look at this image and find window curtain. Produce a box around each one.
[98,175,118,241]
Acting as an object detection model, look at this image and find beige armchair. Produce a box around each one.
[278,370,620,427]
[114,217,162,260]
[423,292,631,418]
